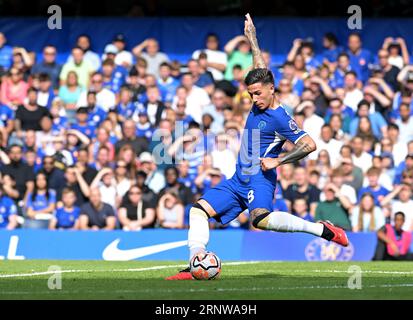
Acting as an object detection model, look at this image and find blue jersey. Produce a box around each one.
[0,104,14,124]
[26,190,56,211]
[201,104,308,225]
[55,206,80,229]
[71,123,96,139]
[236,104,307,181]
[0,196,17,228]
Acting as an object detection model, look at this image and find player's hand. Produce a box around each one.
[244,13,256,39]
[259,157,280,171]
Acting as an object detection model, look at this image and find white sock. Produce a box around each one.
[188,207,209,260]
[265,211,323,236]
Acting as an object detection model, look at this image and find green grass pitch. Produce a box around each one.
[0,260,412,299]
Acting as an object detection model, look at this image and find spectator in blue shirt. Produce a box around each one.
[0,103,15,142]
[25,172,57,220]
[358,167,390,206]
[116,87,136,122]
[31,45,62,89]
[37,73,55,109]
[347,33,373,83]
[49,187,80,230]
[322,32,343,65]
[85,91,107,127]
[332,53,352,89]
[0,32,13,71]
[158,62,180,104]
[101,58,126,94]
[70,107,96,139]
[349,99,387,139]
[292,197,314,222]
[187,59,214,95]
[0,185,18,229]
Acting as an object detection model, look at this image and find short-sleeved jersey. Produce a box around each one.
[236,104,307,181]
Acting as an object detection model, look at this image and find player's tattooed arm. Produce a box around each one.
[259,135,316,171]
[244,13,266,69]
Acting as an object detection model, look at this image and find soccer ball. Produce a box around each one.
[190,251,221,280]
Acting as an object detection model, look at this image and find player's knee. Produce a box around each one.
[251,208,271,229]
[190,202,210,220]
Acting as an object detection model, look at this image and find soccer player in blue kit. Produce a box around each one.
[167,14,348,280]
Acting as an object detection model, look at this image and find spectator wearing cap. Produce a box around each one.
[60,46,96,88]
[76,72,116,112]
[192,33,227,81]
[224,35,252,81]
[111,34,133,69]
[0,32,13,70]
[133,38,169,78]
[31,45,62,90]
[67,34,101,71]
[115,119,148,155]
[79,188,116,230]
[138,151,165,193]
[380,183,413,231]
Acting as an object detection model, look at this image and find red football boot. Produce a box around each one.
[165,267,193,280]
[320,221,349,247]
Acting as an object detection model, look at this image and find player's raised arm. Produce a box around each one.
[244,13,266,69]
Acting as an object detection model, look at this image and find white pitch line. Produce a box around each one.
[0,261,262,279]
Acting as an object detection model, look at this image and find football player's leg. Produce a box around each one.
[248,182,324,236]
[188,180,244,260]
[248,182,349,246]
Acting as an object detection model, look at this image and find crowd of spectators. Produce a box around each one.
[0,29,412,238]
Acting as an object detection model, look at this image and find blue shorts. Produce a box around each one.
[201,170,277,225]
